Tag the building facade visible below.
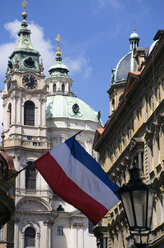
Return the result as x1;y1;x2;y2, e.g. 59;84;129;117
93;30;164;248
2;7;102;248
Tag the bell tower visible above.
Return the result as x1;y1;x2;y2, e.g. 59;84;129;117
2;1;48;150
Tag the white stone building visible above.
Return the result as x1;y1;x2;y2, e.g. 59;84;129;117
2;8;102;248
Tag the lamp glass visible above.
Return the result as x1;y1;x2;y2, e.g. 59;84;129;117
132;190;147;228
147;190;155;228
121;191;135;227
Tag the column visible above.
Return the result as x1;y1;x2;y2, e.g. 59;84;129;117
43;220;51;248
14;219;20;248
38;97;42;126
20;232;24;248
12;95;16;124
16;96;21;124
42;99;46;127
36;232;40;248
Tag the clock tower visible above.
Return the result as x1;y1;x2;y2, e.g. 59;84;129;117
2;4;48;149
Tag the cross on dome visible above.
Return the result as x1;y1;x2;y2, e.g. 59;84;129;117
21;1;28;19
56;34;62;56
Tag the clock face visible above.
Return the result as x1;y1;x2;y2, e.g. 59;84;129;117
22;75;37;89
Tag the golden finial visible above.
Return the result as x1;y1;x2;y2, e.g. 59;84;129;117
21;1;28;19
56;34;62;56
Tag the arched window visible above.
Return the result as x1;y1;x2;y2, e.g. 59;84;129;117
53;83;56;93
25;164;36;190
24;101;35;126
24;227;35;247
112;99;115;112
62;84;65;94
8;103;12;125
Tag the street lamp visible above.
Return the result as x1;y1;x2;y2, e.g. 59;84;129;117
116;163;155;248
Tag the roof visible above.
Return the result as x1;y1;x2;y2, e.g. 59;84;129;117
0;151;16;171
129;31;140;40
46;95;103;126
110;51;136;85
49;61;69;73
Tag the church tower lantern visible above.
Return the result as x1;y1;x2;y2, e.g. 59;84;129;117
47;34;73;96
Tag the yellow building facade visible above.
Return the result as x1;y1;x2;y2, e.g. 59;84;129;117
93;30;164;248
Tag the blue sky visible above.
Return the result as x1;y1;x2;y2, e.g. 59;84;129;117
0;0;164;125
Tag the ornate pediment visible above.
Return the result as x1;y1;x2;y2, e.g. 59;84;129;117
16;197;52;213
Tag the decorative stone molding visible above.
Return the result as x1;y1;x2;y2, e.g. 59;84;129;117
71;223;84;228
129;137;144;153
43;220;54;226
158;112;164;132
151;121;160;138
145;129;153;147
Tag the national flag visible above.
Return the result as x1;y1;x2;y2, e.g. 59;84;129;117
34;133;120;225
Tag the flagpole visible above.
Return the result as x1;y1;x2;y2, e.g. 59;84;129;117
5;161;35;182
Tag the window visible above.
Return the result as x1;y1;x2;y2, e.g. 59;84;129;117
0;226;4;241
57;226;63;236
24;101;35;126
7;222;14;242
62;84;65;94
53;83;56;93
8;103;12;125
112;99;115;112
88;220;94;234
25;164;36;190
24;227;35;247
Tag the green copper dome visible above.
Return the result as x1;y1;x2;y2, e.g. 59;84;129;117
46;95;103;125
48;61;69;78
8;10;40;73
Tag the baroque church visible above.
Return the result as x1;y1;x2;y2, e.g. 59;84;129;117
1;3;102;248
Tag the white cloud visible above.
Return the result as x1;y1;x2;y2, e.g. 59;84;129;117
0;19;92;82
1;19;56;78
0;20;92;134
64;55;92;78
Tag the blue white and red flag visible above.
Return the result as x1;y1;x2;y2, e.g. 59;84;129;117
34;133;119;225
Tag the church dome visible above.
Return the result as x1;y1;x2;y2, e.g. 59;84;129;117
110;51;136;85
49;61;69;77
110;28;140;86
148;39;159;55
46;95;103;125
129;27;140;41
129;30;140;39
